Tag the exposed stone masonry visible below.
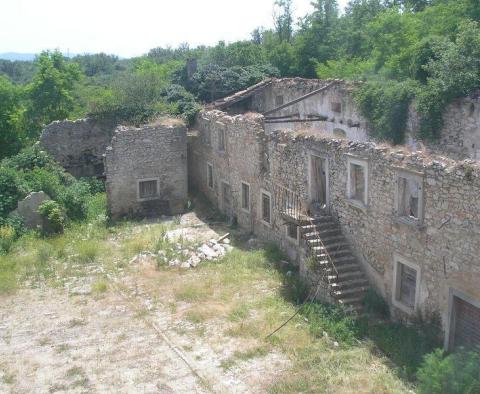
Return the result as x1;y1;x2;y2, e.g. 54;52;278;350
40;118;116;177
190;109;480;341
105;120;188;220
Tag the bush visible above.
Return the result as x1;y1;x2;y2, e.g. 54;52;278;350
418;348;480;394
80;177;105;194
366;314;441;379
58;181;91;221
0;167;26;217
303;303;361;346
354;79;417;144
1;144;60;173
38;200;65;234
0;225;16;254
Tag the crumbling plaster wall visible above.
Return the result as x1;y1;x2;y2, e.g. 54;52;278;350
190;109;480;333
105;121;188;220
252;79;368;142
40;118;116;177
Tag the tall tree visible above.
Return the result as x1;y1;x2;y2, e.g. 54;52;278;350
27;51;81;132
273;0;294;43
0;76;25;159
293;0;339;77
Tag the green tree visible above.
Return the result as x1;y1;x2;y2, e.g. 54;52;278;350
0;76;26;160
27;51;82;133
293;0;339;77
274;0;294;43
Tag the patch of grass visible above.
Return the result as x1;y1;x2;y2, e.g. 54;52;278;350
66;366;85;378
68;318;86;328
221;346;270;370
184;309;208;324
227;303;250;322
0;255;17;293
2;372;15;385
55;343;70;353
92;279;108;293
174;281;214;302
75;240;101;264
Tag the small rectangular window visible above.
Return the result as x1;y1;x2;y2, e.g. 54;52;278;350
347;157;368;207
331;102;342;113
261;192;271;224
222;182;231;212
286;223;299;242
393;256;420;314
350;164;365;203
218;129;226;152
207;163;214;189
275;95;284;106
138;179;158;199
241;182;250;212
398;177;420;219
399;263;417;308
204;126;211;145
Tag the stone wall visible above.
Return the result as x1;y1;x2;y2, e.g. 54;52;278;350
223;78;480;161
40;118;116;177
408;94;480;160
190;109;480;339
105;120;188;220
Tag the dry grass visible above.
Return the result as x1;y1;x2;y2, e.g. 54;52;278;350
133;242;412;393
0;199;414;393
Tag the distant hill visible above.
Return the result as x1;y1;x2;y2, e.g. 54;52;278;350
0;53;38;61
0;52;83;61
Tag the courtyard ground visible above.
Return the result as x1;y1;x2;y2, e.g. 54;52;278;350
0;200;414;393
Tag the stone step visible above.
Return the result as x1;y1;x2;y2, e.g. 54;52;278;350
332;255;357;264
328;270;365;282
334;263;361;273
332;285;369;298
306;236;345;246
313;244;350;252
336;294;365;306
311;216;334;224
331;277;369;289
303;228;341;239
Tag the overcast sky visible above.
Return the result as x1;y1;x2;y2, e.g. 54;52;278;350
0;0;348;58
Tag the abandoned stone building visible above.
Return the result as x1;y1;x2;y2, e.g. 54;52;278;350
40;117;117;177
39;77;480;350
104;119;188;220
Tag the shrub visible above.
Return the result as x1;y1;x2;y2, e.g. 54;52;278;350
22;167;64;200
80;177;105;194
366;314;441;379
302;303;361;346
354;79;417;144
1;144;61;173
0;167;26;217
38;200;65;234
417;348;480;394
59;181;91;221
0;225;16;254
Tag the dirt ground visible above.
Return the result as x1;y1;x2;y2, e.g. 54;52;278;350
0;213;289;394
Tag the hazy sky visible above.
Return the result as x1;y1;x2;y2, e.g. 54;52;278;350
0;0;348;58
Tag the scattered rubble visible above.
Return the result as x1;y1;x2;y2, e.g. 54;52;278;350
129;235;233;270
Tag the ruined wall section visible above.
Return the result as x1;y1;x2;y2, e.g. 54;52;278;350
269;131;480;327
105;122;187;220
189;111;305;256
408;94;480;160
191;109;480;332
40;118;116;177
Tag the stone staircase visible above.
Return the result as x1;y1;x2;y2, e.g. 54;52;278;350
300;215;369;314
